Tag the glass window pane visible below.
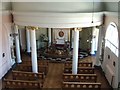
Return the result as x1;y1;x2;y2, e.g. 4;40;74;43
105;22;119;57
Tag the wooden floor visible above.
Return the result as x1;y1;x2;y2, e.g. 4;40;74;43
42;63;111;89
43;63;64;88
2;53;112;89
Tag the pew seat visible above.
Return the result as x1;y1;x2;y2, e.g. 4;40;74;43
14;64;48;75
3;79;43;89
62;82;101;89
64;61;93;68
12;70;45;81
22;60;49;66
63;73;97;82
64;67;94;74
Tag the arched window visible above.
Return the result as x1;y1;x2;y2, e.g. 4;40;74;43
105;22;118;57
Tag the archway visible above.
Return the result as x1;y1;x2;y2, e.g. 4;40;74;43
102;22;119;88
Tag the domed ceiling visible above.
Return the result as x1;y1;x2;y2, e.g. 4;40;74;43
12;2;103;13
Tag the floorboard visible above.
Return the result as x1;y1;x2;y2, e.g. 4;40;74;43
43;63;64;88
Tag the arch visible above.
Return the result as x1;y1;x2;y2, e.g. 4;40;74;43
105;22;119;57
103;22;119;88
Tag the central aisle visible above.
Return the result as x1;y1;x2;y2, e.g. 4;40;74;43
43;63;64;88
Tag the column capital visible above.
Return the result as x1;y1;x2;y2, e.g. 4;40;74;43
26;26;39;30
74;28;82;31
14;24;18;29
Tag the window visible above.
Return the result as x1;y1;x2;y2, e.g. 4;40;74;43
105;22;118;57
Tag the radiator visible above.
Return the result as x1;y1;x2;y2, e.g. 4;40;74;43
105;65;114;86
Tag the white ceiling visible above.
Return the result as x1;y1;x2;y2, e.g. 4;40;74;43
10;0;101;2
8;0;119;2
12;2;103;13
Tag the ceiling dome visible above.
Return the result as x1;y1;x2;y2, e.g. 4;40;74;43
12;2;103;13
12;1;103;28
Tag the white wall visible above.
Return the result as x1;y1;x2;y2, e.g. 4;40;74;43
104;12;118;30
0;23;2;79
11;0;102;2
19;26;26;51
103;47;118;88
2;2;12;10
0;11;13;79
102;12;119;88
102;0;119;2
36;28;47;40
79;28;92;51
0;1;13;80
52;28;70;44
36;28;47;49
103;2;118;12
16;26;48;50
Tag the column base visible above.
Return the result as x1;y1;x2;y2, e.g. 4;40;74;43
94;64;101;67
94;65;102;72
91;54;96;56
17;60;22;64
27;52;31;56
94;62;101;66
90;50;97;56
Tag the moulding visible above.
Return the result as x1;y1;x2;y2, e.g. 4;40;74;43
103;11;118;17
0;10;11;16
12;11;103;28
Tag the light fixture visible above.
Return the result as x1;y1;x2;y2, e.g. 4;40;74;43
10;33;18;37
77;28;82;31
79;29;82;32
91;0;94;23
87;40;89;42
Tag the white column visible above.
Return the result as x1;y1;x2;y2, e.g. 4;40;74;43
30;29;38;73
48;28;51;46
91;37;95;55
91;27;96;55
14;25;22;63
72;28;79;74
95;26;102;66
68;29;70;42
95;29;99;52
26;27;31;53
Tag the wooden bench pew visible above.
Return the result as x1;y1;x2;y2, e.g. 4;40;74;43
12;70;45;81
64;61;93;68
22;60;49;66
63;73;97;82
14;64;48;75
64;67;94;74
62;82;101;89
3;79;43;89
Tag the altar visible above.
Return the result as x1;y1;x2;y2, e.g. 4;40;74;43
56;39;65;44
43;43;71;61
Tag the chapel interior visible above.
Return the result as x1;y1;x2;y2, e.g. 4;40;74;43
0;0;120;89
